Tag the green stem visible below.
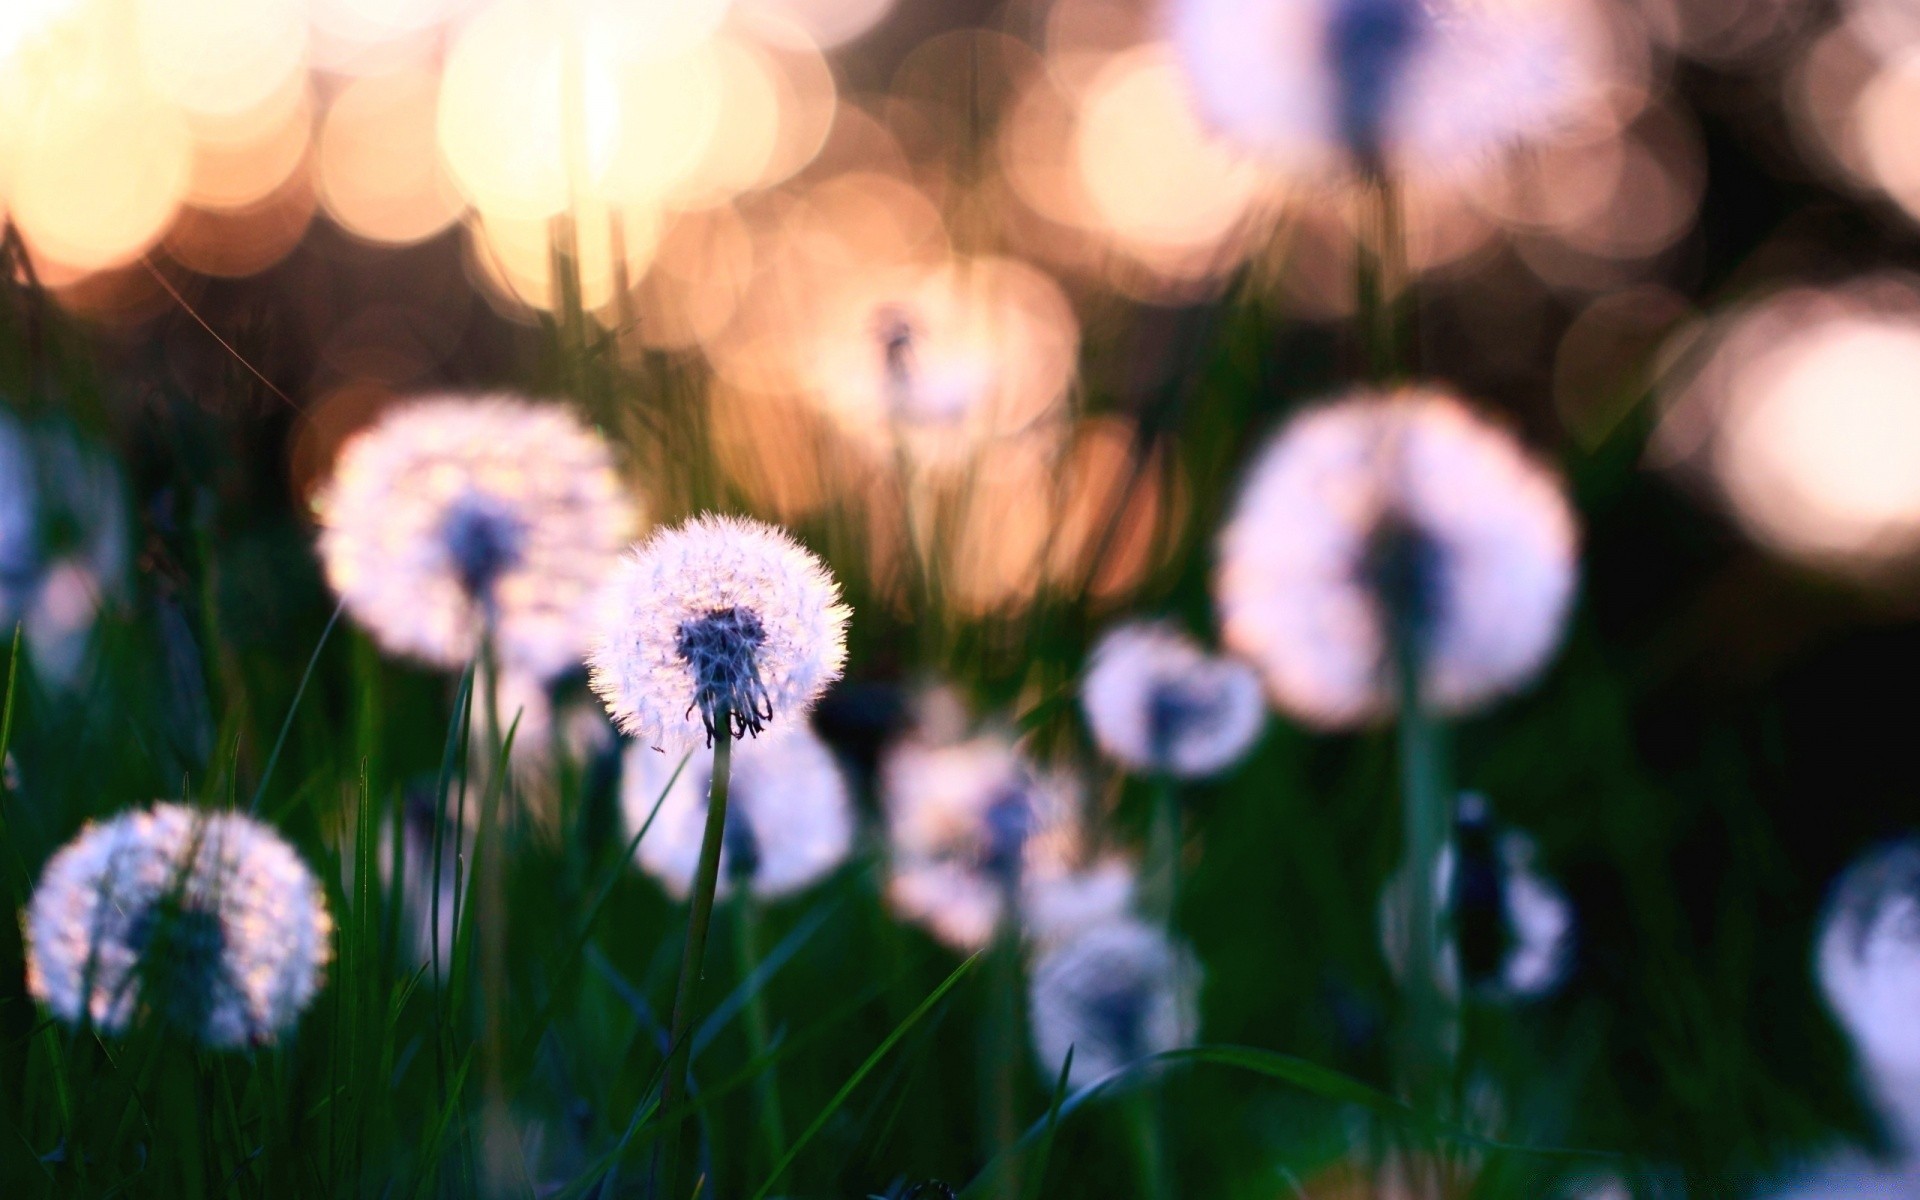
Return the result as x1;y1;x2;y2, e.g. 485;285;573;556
1144;774;1181;933
983;909;1024;1200
477;638;515;1197
1393;639;1454;1145
731;888;788;1174
1122;1087;1174;1200
658;715;736;1199
1354;174;1406;384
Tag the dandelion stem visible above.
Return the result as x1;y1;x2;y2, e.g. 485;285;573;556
1144;774;1181;933
1355;174;1406;383
659;712;736;1199
984;905;1024;1200
1392;637;1453;1196
730;889;788;1174
1122;1087;1174;1200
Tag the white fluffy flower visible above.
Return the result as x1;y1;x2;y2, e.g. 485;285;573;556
1215;387;1578;728
589;513;850;751
24;803;333;1048
1025;857;1140;949
1028;917;1200;1090
623;725;856;900
314;394;640;681
1754;1155;1920;1200
1817;838;1920;1151
1080;621;1266;778
881;729;1083;950
1165;0;1607;181
1380;795;1573;1000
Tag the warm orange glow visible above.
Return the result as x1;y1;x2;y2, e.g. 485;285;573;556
466;206;661;319
134;0;308;120
318;68;465;246
185;84;314;211
0;11;193;271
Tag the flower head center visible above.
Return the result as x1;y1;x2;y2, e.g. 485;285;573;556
722;801;762;886
1147;679;1228;766
675;606;774;743
1449;804;1512;987
1325;0;1427;170
126;898;233;1035
1082;975;1150;1063
977;784;1035;886
440;493;527;600
1362;511;1447;663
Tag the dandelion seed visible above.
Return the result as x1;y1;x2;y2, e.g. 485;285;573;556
314;394;640;681
1380;794;1573;1000
24;803;333;1048
1080;621;1266;778
1165;0;1607;182
1215;387;1578;728
1028;917;1200;1090
624;725;856;901
1818;837;1920;1150
881;729;1082;950
588;513;849;751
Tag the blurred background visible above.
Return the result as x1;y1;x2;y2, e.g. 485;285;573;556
8;0;1920;1196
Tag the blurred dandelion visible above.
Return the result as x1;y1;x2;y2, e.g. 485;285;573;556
1080;621;1265;779
24;803;333;1048
1381;794;1574;1000
1024;856;1140;948
1818;837;1920;1151
1027;916;1199;1090
623;725;855;900
1215;387;1579;728
1754;1155;1920;1200
314;395;639;681
588;513;849;750
1165;0;1610;182
882;728;1082;950
383;791;465;974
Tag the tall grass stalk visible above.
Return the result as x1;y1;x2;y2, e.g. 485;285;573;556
658;710;737;1199
730;889;789;1173
984;905;1024;1200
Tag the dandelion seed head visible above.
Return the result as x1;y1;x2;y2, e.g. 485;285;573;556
1025;857;1140;949
623;725;855;900
589;514;849;751
882;730;1082;950
1818;836;1920;1135
1028;917;1199;1090
1215;387;1578;728
24;803;333;1048
314;394;640;681
1080;621;1266;778
1380;796;1573;1000
1165;0;1606;182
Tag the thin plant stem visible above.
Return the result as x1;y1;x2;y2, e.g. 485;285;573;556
1393;639;1453;1200
983;903;1023;1200
658;712;737;1199
477;634;516;1197
1144;774;1181;933
730;889;789;1173
1122;1087;1174;1200
1354;174;1406;384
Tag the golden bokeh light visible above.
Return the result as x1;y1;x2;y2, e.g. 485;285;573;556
318;68;465;246
185;84;314;211
466;205;662;319
0;10;193;271
133;0;308;120
1660;278;1920;573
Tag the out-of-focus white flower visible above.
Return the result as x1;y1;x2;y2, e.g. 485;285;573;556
24;803;333;1048
1381;794;1573;1000
882;729;1083;950
1028;917;1200;1090
1754;1154;1920;1200
1025;856;1140;949
1818;837;1920;1151
589;513;850;751
314;395;640;681
383;792;466;974
1165;0;1608;181
1080;621;1266;778
0;412;35;618
1215;387;1578;728
623;725;855;901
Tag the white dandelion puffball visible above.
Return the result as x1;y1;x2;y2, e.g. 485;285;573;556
1165;0;1608;182
589;513;850;751
24;803;333;1048
1380;795;1573;1000
314;394;640;681
1025;857;1140;949
1215;387;1578;728
1080;621;1266;778
1755;1155;1920;1200
882;730;1083;950
1816;837;1920;1149
1029;917;1200;1090
623;725;856;901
